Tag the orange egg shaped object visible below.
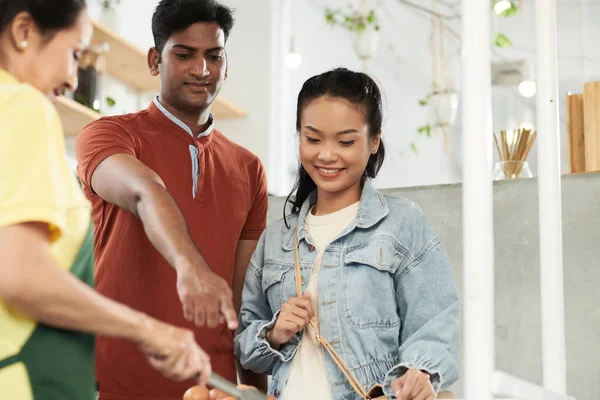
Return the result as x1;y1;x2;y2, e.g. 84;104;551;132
183;385;210;400
207;385;275;400
208;388;230;400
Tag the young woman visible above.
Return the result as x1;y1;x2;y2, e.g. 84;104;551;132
0;1;211;398
235;68;460;400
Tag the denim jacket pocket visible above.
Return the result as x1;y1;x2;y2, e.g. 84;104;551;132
262;263;296;313
342;239;403;329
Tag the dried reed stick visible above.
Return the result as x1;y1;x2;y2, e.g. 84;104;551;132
494;128;537;178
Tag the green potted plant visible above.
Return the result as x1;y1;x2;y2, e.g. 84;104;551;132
325;0;380;69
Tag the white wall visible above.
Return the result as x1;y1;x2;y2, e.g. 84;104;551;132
273;0;460;195
67;0;600;192
215;0;276;171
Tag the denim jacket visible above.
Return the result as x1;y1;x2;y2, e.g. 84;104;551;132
234;181;460;399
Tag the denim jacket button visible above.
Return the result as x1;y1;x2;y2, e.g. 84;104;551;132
274;389;280;397
307;244;314;252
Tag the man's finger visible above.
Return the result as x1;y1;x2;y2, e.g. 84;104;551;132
205;297;220;328
182;297;194;321
219;293;238;330
194;306;206;327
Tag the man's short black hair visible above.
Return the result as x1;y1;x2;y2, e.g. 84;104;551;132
152;0;234;56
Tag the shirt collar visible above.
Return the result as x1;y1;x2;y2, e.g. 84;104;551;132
282;180;390;251
0;69;19;84
153;96;214;138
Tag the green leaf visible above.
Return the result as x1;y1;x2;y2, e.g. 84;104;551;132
499;3;518;17
417;125;432;137
410;143;418;154
493;33;513;48
367;12;375;24
418;99;428;106
105;96;116;107
375;25;380;31
357;22;366;32
325;13;335;24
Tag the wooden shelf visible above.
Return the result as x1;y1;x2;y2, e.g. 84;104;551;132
90;20;246;119
55;97;100;136
211;96;247;119
91;19;156;92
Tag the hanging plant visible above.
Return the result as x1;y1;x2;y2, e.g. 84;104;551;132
324;7;380;32
99;0;121;12
497;3;518;17
493;33;513;48
491;1;519;47
324;2;381;70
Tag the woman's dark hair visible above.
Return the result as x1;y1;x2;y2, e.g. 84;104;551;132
284;67;386;226
0;0;86;37
152;0;234;61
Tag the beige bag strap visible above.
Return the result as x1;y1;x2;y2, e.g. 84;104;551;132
294;225;371;399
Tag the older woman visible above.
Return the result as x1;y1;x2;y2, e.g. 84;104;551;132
0;1;211;399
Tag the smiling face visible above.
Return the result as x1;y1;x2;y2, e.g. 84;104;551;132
149;21;227;115
5;10;93;100
299;95;380;206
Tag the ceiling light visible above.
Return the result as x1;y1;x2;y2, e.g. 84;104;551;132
518;80;537;98
285;35;302;69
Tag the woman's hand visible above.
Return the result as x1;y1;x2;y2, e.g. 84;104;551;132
265;292;314;349
136;315;212;387
391;368;435;400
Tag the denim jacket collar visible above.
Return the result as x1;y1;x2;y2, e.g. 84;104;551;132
282;179;389;251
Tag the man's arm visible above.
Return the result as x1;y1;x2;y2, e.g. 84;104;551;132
89;153;237;329
233;239;268;391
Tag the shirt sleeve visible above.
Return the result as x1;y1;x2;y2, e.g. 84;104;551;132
240;159;268;240
75;117;137;190
0;87;67;240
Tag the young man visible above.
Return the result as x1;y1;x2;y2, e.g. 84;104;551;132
76;1;268;399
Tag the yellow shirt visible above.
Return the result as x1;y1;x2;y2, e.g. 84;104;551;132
0;69;95;400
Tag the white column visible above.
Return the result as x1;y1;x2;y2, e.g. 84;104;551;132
461;0;495;399
268;0;293;196
535;0;568;394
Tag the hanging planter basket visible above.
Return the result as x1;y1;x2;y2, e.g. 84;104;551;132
324;3;380;69
352;28;379;61
428;90;458;128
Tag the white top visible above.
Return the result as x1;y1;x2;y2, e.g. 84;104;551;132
281;201;359;400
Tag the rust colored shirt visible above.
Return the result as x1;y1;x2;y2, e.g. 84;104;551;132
76;101;268;400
